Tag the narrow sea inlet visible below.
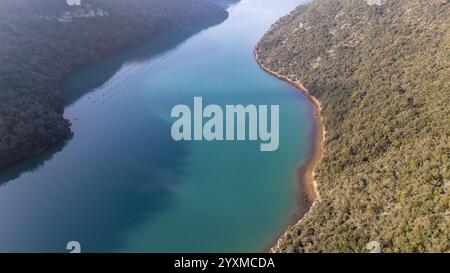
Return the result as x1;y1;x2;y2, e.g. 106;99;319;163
170;97;280;152
0;0;313;252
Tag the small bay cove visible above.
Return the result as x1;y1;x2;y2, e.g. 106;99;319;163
0;0;313;252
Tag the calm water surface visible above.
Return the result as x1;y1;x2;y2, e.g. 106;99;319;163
0;0;313;252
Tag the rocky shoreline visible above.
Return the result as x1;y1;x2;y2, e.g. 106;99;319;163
254;48;325;252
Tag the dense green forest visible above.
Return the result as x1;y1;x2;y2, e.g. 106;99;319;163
0;0;229;169
257;0;449;252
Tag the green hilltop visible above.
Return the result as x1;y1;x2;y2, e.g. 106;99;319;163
256;0;449;252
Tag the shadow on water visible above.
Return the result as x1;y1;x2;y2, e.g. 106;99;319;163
0;137;71;187
44;118;191;252
62;19;227;107
0;118;191;252
212;0;241;9
0;16;227;186
0;16;229;252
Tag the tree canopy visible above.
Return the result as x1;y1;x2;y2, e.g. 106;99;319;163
257;0;449;252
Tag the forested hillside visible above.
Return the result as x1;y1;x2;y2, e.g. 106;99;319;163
0;0;228;169
257;0;449;252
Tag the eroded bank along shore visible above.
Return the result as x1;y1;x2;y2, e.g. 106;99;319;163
254;49;325;252
254;0;450;253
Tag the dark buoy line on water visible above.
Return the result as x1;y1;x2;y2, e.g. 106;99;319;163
87;51;174;105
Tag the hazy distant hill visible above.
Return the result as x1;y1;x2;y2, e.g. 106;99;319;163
257;0;449;252
0;0;228;169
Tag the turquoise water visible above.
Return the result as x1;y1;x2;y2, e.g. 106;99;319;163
0;0;313;252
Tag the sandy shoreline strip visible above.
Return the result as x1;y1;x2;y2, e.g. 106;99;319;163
254;49;325;252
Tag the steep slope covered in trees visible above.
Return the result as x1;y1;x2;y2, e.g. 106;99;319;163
0;0;228;169
256;0;449;252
